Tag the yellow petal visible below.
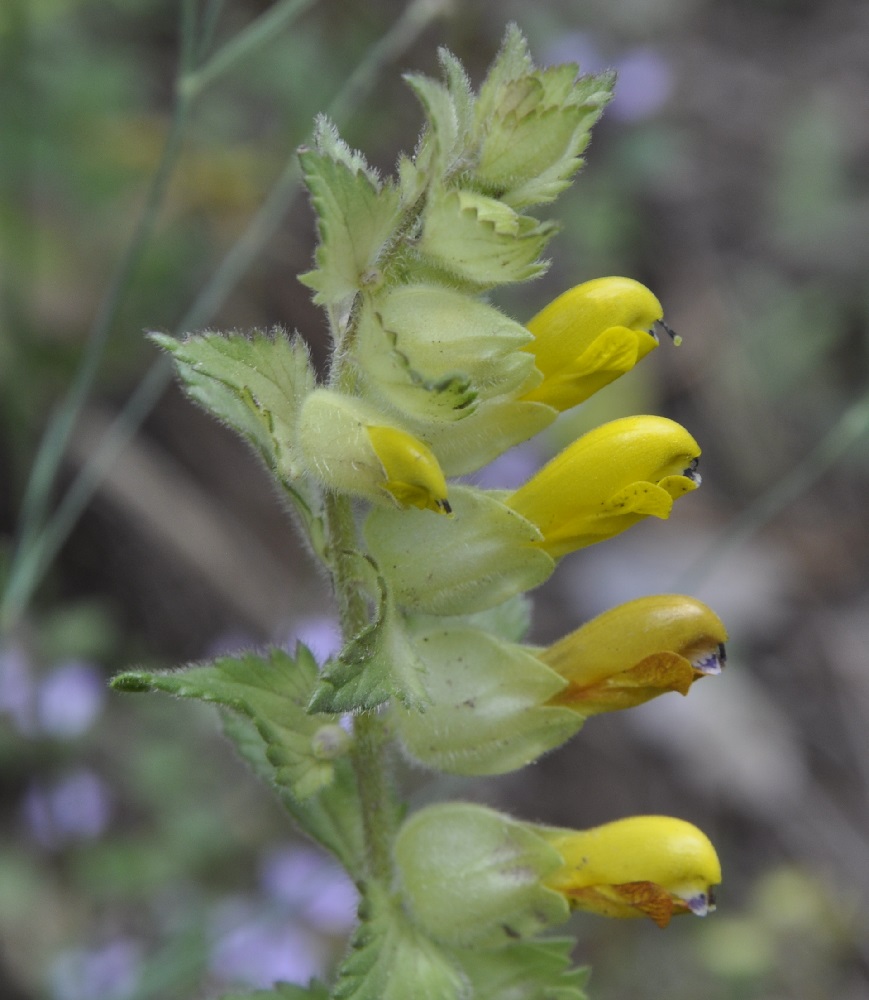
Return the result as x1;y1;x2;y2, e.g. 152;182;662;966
541;594;728;716
507;415;701;557
521;326;643;410
521;277;662;411
542;816;721;926
366;425;451;514
548;651;697;715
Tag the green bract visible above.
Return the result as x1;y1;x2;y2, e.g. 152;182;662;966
120;23;726;1000
354;285;538;422
392;625;582;775
365;485;555;615
394;803;569;948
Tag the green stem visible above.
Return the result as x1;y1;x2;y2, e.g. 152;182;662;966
13;2;196;555
323;489;397;885
182;0;318;100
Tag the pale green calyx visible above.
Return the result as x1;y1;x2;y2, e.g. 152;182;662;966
354;284;538;423
392;625;582;775
395;802;569;948
364;484;554;614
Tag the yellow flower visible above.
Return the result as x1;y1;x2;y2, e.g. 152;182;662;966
541;595;727;716
366;425;451;514
298;389;450;514
541;816;721;928
521;277;663;411
506;415;701;558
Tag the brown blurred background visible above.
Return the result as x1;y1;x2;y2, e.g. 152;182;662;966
2;1;868;997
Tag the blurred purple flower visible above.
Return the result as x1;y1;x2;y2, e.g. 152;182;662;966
209;898;328;988
37;660;105;738
544;32;673;122
544;31;605;74
290;616;342;661
469;441;543;491
22;769;112;848
609;48;673;121
259;845;357;934
49;938;141;1000
0;644;36;734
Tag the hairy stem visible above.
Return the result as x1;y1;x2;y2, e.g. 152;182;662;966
324;489;397;885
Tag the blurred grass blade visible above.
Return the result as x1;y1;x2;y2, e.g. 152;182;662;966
1;0;449;633
183;0;319;99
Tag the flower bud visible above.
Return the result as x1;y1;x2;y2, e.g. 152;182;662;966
507;415;701;557
354;285;538;423
395;803;568;947
297;389;449;513
541;595;727;716
539;816;722;927
521;277;662;411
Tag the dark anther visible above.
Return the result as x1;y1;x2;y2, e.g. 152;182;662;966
683;456;701;479
655;319;682;345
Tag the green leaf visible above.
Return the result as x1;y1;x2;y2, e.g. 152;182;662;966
113;645;346;800
152;329;316;481
455;938;589;1000
331;885;468;1000
310;115;380;184
220;981;330;1000
220;980;330;1000
299;121;402;307
222;710;365;870
309;571;429;714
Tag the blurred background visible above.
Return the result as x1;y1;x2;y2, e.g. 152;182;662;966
2;0;869;997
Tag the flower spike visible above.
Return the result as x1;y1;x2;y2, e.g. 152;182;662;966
507;415;701;557
521;277;663;411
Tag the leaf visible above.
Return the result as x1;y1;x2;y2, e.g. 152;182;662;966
152;329;316;483
474;24;535;126
113;645;345;800
220;981;330;1000
309;572;429;714
298;122;402;307
455;938;589;1000
222;710;365;869
331;885;468;1000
